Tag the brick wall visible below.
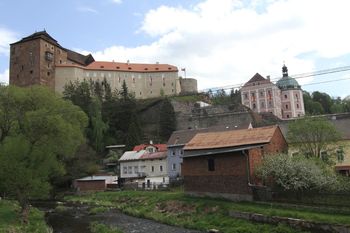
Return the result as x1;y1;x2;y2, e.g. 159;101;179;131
182;152;251;195
75;180;106;191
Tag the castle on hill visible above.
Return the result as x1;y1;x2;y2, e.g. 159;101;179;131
240;65;305;119
9;31;197;99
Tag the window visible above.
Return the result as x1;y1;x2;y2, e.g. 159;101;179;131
295;94;298;99
151;166;154;172
297;104;299;108
285;104;288;109
208;158;215;171
128;166;132;174
253;103;256;109
244;94;248;99
172;151;175;156
284;94;287;99
134;166;139;173
30;70;33;74
261;102;265;108
287;114;290;118
337;147;345;162
172;163;176;170
45;51;53;61
123;166;127;174
160;165;163;172
59;60;62;64
260;91;264;97
269;101;272;107
180;150;184;155
47;72;50;76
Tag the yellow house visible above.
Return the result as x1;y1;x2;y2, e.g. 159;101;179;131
279;113;350;176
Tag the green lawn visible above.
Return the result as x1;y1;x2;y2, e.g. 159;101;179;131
63;190;350;233
0;200;51;233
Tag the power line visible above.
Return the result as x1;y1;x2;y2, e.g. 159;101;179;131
200;65;350;93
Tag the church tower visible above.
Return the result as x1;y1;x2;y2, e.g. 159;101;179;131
276;64;305;119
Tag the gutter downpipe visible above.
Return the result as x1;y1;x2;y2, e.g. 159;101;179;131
242;150;254;187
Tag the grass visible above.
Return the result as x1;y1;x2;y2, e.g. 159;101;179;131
90;222;123;233
89;206;110;215
0;200;52;233
64;190;350;233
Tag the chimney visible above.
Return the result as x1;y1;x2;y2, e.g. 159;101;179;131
266;75;270;81
149;140;153;145
127;60;130;65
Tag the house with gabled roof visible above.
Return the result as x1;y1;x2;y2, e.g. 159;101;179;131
182;125;287;201
167;124;251;182
119;142;169;189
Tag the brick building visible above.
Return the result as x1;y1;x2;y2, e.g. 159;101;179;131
9;31;197;98
182;125;287;201
241;65;305;119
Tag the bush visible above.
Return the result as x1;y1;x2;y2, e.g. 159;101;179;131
256;154;350;193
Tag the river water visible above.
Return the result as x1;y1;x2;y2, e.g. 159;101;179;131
34;201;202;233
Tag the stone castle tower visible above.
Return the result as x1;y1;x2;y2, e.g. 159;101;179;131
9;31;94;89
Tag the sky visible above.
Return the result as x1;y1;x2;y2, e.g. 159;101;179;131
1;0;350;98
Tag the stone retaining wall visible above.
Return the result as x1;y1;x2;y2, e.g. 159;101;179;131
229;210;350;233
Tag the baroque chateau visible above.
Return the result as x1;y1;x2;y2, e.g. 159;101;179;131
9;31;197;99
240;65;305;119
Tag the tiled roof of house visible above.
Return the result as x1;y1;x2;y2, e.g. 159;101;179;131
184;125;279;150
119;150;146;161
140;151;167;160
133;144;167;152
167;124;250;146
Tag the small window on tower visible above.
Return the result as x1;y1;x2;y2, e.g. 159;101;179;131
286;104;288;109
45;51;53;61
284;94;287;99
47;72;50;76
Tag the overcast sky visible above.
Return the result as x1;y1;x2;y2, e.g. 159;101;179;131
1;0;350;98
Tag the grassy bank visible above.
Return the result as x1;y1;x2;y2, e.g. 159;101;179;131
63;191;350;233
0;200;51;233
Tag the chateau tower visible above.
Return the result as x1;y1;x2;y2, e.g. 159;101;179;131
276;64;305;118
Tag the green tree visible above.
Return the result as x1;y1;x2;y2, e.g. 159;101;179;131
312;91;333;114
0;85;87;222
303;91;324;115
88;97;108;153
159;98;176;142
287;117;341;158
256;154;346;193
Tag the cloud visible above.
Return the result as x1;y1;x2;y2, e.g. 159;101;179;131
0;69;9;84
77;6;99;14
111;0;122;4
87;0;350;91
0;28;17;56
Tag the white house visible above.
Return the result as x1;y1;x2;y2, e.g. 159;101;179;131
119;143;169;189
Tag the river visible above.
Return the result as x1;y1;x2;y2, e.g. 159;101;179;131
34;201;202;233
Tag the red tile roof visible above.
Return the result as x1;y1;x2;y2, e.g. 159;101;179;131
57;61;178;73
133;144;167;152
140;151;167;160
184;125;280;150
